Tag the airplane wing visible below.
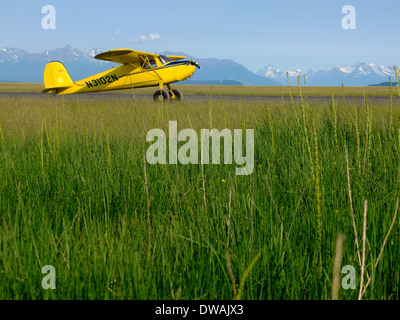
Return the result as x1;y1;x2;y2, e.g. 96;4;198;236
94;49;186;65
164;55;187;61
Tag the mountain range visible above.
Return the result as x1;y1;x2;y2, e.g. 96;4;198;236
0;46;113;83
254;63;398;86
0;46;398;86
0;46;278;85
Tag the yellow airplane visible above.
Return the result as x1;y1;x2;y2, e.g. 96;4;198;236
42;48;200;101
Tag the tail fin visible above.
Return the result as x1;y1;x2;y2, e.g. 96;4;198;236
42;61;74;94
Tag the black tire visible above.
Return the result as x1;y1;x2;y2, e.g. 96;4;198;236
168;89;183;101
153;90;169;102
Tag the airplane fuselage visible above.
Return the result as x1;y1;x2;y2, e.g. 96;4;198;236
56;60;196;95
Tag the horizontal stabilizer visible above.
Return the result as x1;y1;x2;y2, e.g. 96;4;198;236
42;86;72;94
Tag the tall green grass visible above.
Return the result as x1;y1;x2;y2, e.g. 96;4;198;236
0;88;399;300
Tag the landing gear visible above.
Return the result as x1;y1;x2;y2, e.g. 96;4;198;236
168;89;183;101
153;90;169;102
153;84;183;102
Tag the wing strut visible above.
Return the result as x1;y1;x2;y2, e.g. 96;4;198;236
140;55;164;85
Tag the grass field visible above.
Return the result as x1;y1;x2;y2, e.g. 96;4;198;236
0;80;400;300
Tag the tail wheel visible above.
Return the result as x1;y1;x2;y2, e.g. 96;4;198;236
153;90;169;102
169;89;183;101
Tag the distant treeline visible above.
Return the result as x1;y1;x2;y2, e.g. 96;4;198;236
369;81;398;87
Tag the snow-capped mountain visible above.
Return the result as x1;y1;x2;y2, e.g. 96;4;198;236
43;46;99;63
255;65;304;79
0;48;33;63
0;46;107;64
254;65;308;85
88;48;102;58
0;46;114;82
255;62;398;86
336;62;393;78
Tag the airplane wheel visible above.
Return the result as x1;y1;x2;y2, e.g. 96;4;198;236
153;90;169;102
169;89;183;101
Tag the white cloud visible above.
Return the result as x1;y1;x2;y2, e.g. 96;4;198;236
132;33;160;43
149;33;160;40
110;29;123;41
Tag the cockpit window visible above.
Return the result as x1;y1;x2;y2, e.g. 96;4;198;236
159;55;173;65
142;59;158;69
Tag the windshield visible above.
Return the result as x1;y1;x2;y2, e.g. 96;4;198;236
159;55;173;65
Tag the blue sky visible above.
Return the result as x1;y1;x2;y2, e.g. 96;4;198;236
0;0;399;71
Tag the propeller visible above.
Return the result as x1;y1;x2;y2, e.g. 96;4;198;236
189;60;200;69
